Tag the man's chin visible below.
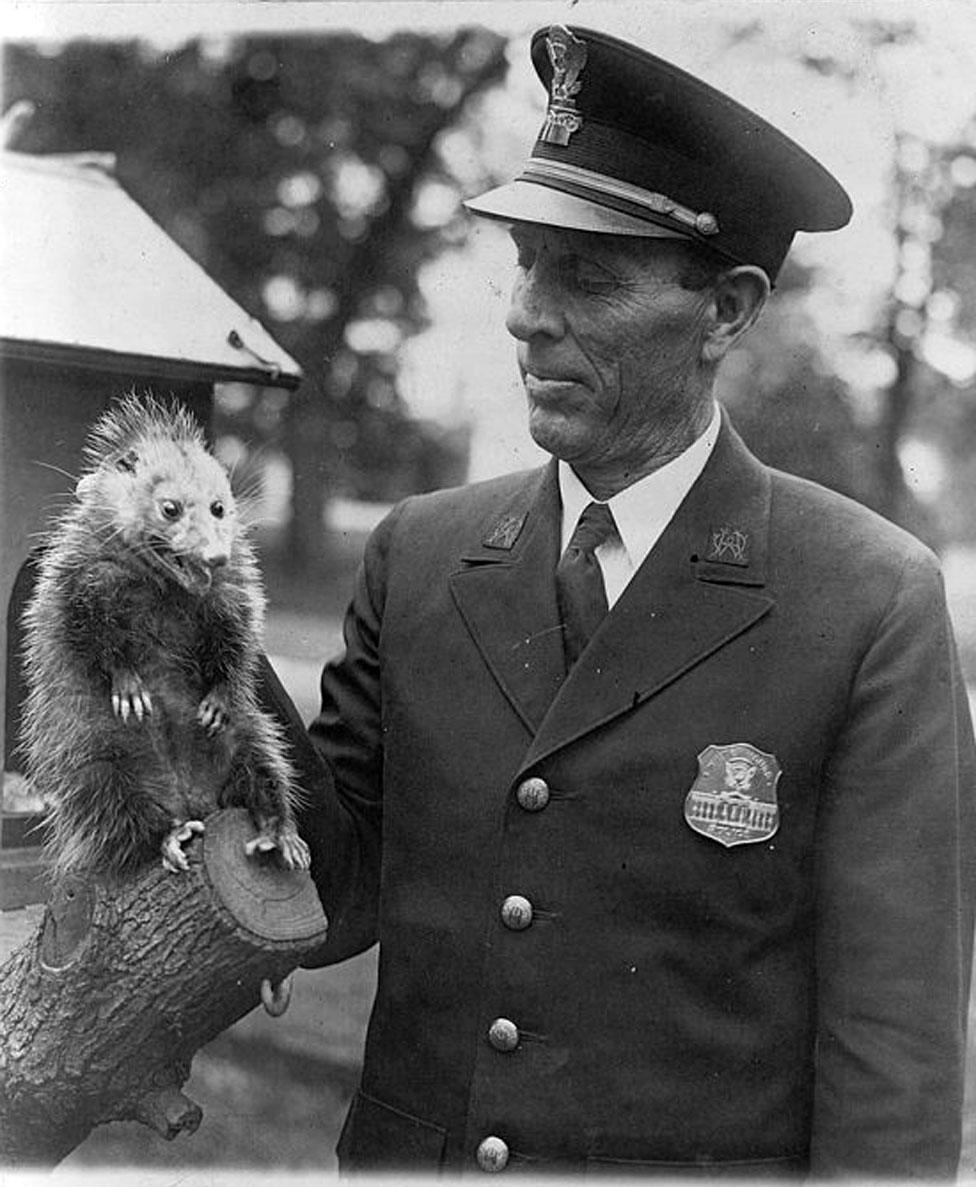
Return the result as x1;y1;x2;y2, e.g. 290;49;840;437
526;408;591;464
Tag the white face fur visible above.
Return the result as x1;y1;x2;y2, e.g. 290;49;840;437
77;434;238;593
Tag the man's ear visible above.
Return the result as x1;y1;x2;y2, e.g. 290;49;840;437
702;266;770;364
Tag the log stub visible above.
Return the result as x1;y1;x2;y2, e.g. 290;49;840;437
0;807;328;1167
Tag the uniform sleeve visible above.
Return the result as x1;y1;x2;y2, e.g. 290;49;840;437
262;503;405;965
811;551;976;1178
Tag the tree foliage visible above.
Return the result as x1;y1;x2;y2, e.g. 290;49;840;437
711;14;976;550
3;30;508;565
716;258;919;533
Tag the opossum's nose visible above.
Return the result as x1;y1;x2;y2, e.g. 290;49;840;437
203;549;229;570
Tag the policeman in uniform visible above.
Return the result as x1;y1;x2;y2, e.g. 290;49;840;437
285;24;976;1178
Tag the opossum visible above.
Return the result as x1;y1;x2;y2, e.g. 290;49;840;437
21;393;310;879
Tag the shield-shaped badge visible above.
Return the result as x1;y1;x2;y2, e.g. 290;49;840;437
684;743;781;848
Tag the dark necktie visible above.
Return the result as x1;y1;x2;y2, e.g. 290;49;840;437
556;501;617;668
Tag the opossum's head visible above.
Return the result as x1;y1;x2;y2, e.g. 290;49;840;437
76;395;240;595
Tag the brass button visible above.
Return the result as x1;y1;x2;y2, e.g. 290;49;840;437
516;777;549;812
500;894;533;931
476;1135;509;1172
487;1017;520;1052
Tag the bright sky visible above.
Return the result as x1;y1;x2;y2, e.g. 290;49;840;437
6;0;976;478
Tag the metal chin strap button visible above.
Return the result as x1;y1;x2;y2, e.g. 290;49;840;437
488;1017;520;1052
500;894;533;931
476;1135;510;1172
516;777;549;812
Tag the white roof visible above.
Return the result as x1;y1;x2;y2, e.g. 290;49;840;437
0;150;301;388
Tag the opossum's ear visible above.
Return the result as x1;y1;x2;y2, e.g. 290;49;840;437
115;449;139;474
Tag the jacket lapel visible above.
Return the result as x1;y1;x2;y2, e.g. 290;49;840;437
519;418;775;772
449;464;567;733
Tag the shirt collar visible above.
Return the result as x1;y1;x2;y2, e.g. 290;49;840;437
558;401;721;567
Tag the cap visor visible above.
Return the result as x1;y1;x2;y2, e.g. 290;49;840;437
464;179;690;240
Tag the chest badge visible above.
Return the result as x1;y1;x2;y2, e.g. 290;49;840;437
684;743;781;848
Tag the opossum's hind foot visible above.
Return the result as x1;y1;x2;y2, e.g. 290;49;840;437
197;687;230;735
161;819;205;873
112;670;152;723
244;819;311;871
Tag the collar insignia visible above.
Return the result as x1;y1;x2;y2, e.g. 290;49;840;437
706;524;749;566
483;511;528;551
540;26;588;146
685;743;781;848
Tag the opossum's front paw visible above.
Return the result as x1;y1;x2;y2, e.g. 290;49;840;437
245;822;311;871
197;688;230;735
111;671;152;723
161;819;205;873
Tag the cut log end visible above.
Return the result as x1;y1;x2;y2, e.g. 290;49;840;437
204;809;327;945
134;1087;203;1140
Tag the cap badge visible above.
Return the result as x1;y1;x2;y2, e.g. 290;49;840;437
684;743;781;848
541;26;587;146
483;511;528;551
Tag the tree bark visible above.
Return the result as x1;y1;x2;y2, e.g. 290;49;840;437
0;807;328;1167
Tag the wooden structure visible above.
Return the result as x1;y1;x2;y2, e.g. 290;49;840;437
0;148;302;908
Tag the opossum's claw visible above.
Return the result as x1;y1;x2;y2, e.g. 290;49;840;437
244;834;277;858
245;825;311;871
197;689;230;734
160;819;205;873
111;672;152;724
279;830;312;871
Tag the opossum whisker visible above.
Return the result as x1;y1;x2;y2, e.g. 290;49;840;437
234;465;266;496
225;450;246;488
237;501;269;528
86;523;129;549
234;437;274;474
236;493;266;523
238;512;278;531
32;459;80;483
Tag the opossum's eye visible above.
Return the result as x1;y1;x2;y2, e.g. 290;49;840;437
210;500;225;519
160;499;183;521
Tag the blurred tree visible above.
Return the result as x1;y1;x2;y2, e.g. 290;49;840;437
714;15;976;550
804;20;976;547
716;257;916;532
908;124;976;543
2;30;507;568
846;118;976;548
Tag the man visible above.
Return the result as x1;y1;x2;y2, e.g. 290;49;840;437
286;25;976;1178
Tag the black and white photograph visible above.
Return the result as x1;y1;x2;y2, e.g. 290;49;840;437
2;1;976;1182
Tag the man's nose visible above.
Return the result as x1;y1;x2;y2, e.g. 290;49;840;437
505;266;564;342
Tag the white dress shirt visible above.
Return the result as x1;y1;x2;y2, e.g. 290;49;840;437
558;402;721;608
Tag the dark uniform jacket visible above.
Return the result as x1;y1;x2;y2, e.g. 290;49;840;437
288;417;976;1178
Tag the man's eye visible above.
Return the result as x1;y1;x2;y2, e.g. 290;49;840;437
566;258;616;295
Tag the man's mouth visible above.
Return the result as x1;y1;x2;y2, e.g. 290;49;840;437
523;372;582;403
